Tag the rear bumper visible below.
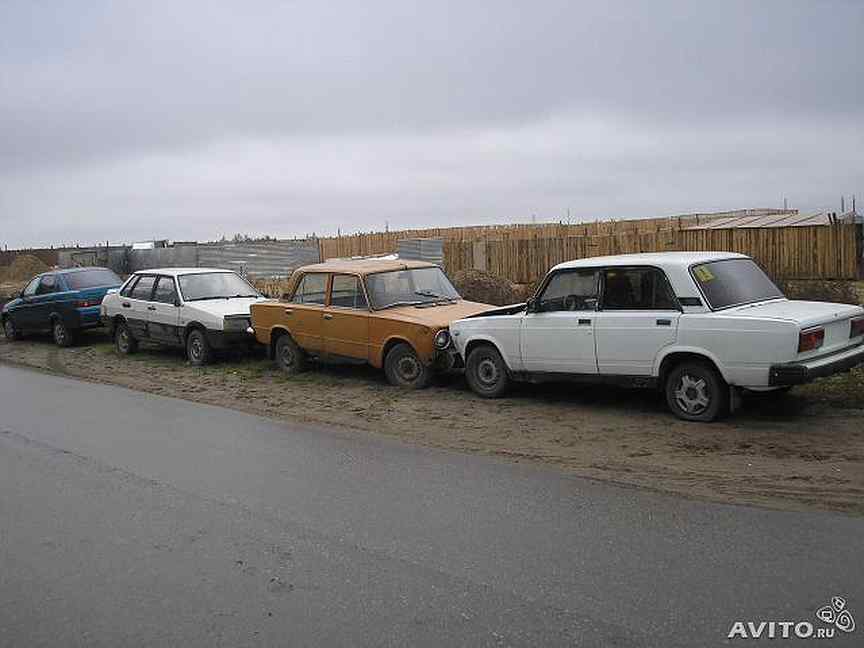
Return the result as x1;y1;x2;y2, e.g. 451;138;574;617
769;343;864;385
73;306;103;329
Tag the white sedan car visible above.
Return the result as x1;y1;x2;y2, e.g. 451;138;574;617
101;267;265;365
450;252;864;421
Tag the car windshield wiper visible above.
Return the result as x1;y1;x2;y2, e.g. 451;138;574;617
225;294;259;299
376;300;423;309
415;290;456;302
185;296;226;301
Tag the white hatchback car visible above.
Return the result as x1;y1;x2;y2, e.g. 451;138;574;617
101;267;265;365
451;252;864;421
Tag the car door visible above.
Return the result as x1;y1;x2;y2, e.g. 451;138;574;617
322;274;370;360
594;266;681;376
520;269;600;374
10;276;42;329
31;273;61;330
122;274;157;339
147;275;182;345
286;272;329;353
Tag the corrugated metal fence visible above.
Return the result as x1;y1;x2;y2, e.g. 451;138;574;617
58;240;320;278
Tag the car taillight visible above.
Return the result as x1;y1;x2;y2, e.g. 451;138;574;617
798;328;825;353
851;318;864;339
76;298;101;308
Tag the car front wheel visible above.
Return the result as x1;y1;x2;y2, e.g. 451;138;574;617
3;318;21;341
384;343;432;389
665;361;728;422
186;329;213;366
274;334;307;375
466;344;510;398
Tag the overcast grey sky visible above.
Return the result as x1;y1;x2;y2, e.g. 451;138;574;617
1;0;862;247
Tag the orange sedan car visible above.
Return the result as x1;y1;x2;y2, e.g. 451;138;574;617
250;259;494;388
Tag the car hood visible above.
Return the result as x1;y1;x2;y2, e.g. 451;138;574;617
184;297;266;318
726;298;864;328
377;300;495;328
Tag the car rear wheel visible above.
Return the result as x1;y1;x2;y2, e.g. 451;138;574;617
274;334;307;375
52;318;75;348
114;321;138;355
3;318;21;341
186;329;213;366
466;344;510;398
384;343;432;389
665;361;728;422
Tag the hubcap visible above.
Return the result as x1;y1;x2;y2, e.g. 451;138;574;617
190;337;201;361
4;320;14;338
118;329;129;351
54;322;66;343
280;344;295;368
674;373;710;415
397;355;421;382
476;357;499;388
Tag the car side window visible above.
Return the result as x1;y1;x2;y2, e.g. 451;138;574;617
129;275;156;301
602;268;678;310
120;276;139;298
329;275;367;309
291;273;328;305
152;276;178;304
35;274;58;295
536;270;599;312
22;277;40;296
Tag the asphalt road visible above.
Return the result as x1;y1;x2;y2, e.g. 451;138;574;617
0;364;861;647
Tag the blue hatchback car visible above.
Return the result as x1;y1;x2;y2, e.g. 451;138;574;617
2;267;123;346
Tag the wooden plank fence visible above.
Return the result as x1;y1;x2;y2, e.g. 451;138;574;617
441;224;859;283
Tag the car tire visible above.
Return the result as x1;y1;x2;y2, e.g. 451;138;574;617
52;318;75;348
3;317;21;341
384;343;432;389
186;329;213;366
665;360;728;422
274;334;307;375
466;344;510;398
114;320;138;355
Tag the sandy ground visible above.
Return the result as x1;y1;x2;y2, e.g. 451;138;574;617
1;329;862;516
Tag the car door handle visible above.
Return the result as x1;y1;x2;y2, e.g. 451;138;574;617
122;302;131;308
283;308;293;315
656;319;672;326
578;319;591;325
323;313;333;320
147;306;157;311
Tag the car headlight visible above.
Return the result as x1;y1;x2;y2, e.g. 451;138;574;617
434;329;451;349
224;317;251;332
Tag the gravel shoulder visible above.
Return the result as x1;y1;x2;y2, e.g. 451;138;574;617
2;330;863;516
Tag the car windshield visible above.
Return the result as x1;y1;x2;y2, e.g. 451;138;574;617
365;267;460;309
64;269;122;290
691;258;784;309
177;272;259;301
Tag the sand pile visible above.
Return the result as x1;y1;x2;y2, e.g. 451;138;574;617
452;269;525;306
1;254;50;283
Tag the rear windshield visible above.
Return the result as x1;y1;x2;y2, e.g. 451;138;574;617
690;259;784;309
64;269;122;290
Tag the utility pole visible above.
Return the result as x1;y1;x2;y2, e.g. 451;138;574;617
841;196;845;213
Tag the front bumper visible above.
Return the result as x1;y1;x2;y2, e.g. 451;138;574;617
769;343;864;386
206;329;256;350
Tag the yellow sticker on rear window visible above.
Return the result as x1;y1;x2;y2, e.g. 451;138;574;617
694;266;715;282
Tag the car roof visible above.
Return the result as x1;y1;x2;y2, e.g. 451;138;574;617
131;267;239;277
296;258;438;275
552;251;750;271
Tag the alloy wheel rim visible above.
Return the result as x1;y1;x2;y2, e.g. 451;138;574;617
476;358;499;388
4;320;14;338
190;337;201;361
397;355;421;382
54;322;66;344
118;329;129;351
674;373;710;415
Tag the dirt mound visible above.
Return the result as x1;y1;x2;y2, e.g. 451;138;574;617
778;279;861;306
452;269;525;306
1;254;50;282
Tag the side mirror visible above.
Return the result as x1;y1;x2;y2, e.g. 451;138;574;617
173;298;181;307
526;297;537;313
